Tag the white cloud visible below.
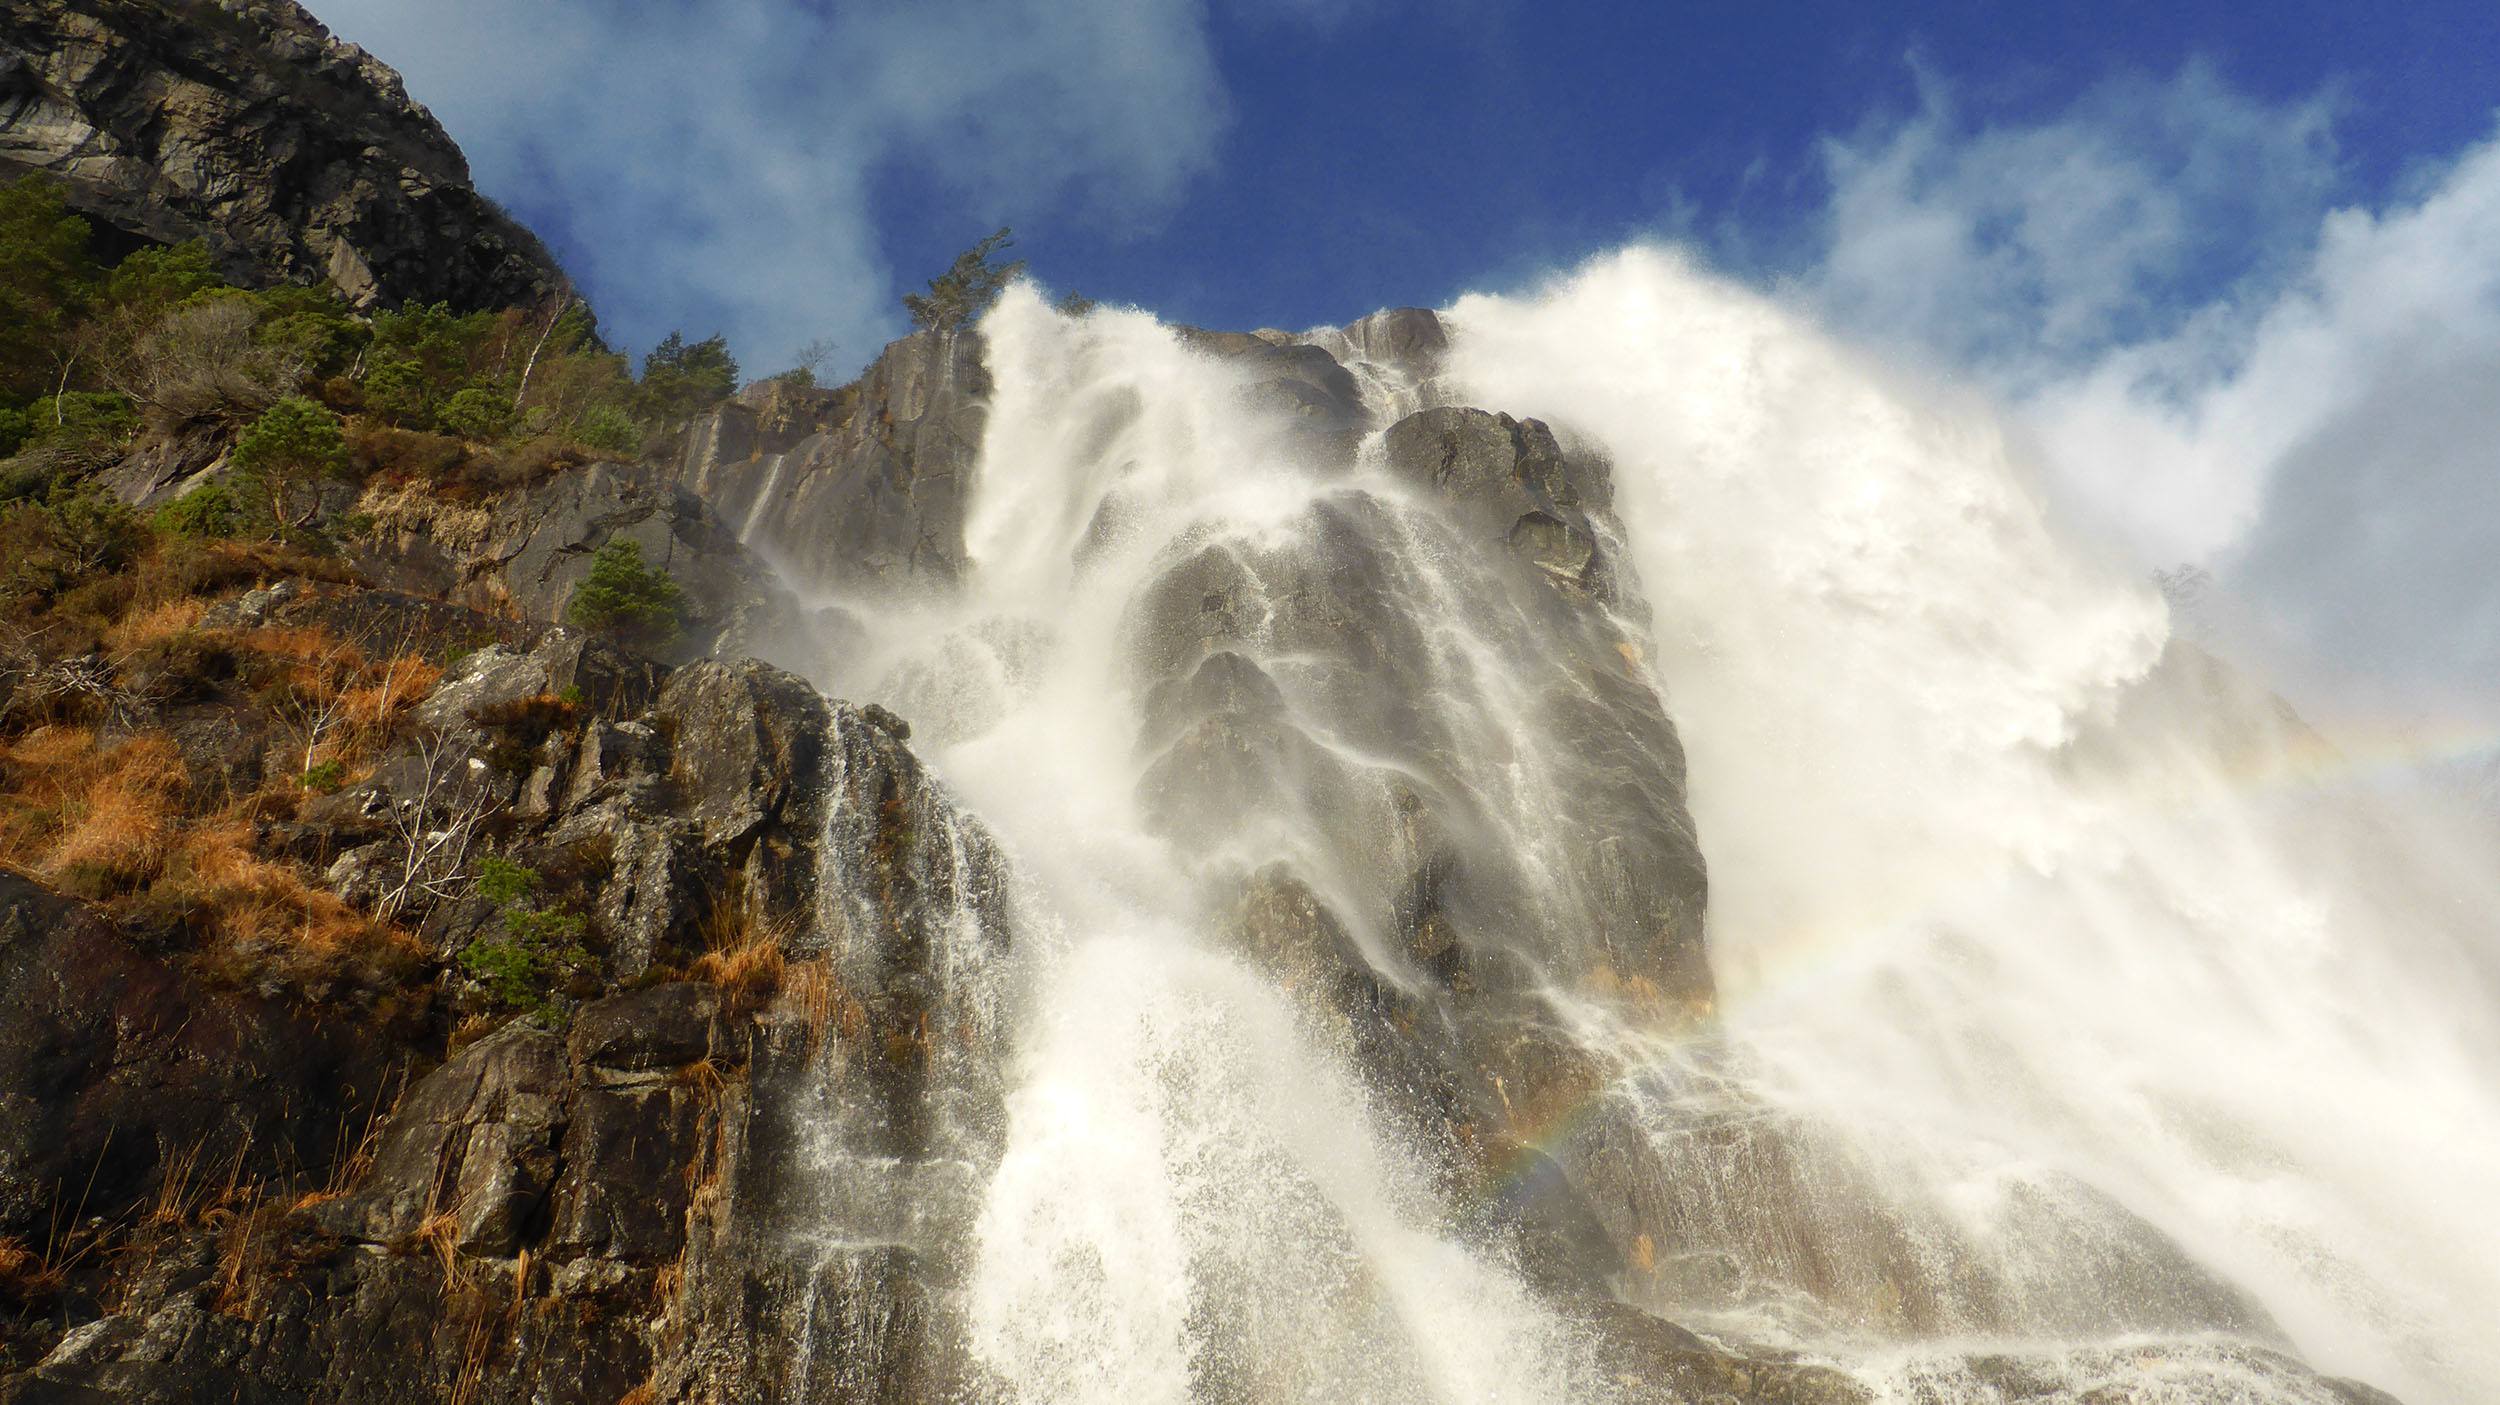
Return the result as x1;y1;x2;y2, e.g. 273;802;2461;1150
1799;65;2500;726
303;0;1245;373
1808;63;2340;385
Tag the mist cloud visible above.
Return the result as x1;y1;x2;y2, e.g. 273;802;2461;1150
1801;66;2500;728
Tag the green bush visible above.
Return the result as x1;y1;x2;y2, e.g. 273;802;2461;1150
151;480;245;538
251;284;366;379
102;242;225;314
460;856;592;1013
361;357;431;428
0;403;27;461
474;855;541;907
13;391;140;469
574;403;640;455
230;395;348;531
437;385;512;441
565;538;687;647
0;176;103;402
1;480;143;604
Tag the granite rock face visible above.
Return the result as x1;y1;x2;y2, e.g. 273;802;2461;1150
671;330;991;598
0;620;1017;1404
0;0;567;311
347;455;811;670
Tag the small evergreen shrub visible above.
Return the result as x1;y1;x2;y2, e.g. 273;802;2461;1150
230;395;347;531
565;538;687;647
460;856;592;1015
437;385;512;441
361;358;431;428
574;404;640;455
151;480;244;538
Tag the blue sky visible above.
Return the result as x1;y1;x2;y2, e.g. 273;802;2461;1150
308;0;2500;742
305;0;2497;371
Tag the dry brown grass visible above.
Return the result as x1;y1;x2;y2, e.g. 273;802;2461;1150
103;596;208;653
779;958;867;1055
353;478;495;556
690;886;792;1022
209;1195;276;1319
412;1209;462;1280
0;1235;66;1306
340;653;440;730
672;1057;728;1099
163;815;393;958
0;727;186;894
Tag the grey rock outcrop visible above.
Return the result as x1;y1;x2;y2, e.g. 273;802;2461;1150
353;456;811;669
0;0;568;311
672;330;990;598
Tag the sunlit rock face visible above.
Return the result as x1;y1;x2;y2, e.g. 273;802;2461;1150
0;0;567;310
671;330;992;599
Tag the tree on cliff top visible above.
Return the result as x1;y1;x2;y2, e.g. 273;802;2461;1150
904;227;1025;332
637;331;738;423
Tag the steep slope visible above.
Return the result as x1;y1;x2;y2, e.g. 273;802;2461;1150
0;0;567;310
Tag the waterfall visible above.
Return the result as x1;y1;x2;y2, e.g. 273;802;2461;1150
795;262;2498;1404
1445;246;2500;1404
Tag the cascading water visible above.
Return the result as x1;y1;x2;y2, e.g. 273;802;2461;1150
1444;248;2500;1403
787;254;2498;1404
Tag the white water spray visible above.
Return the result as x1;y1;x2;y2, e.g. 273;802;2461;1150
1446;246;2500;1403
804;256;2499;1403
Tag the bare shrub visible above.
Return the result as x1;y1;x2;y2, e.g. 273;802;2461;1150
115;298;305;434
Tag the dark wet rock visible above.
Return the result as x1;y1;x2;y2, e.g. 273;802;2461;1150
0;875;397;1245
566;982;716;1079
314;1021;565;1256
0;0;568;312
654;659;829;853
1382;405;1616;595
546;1083;700;1263
1338;306;1450;373
1177;325;1370;455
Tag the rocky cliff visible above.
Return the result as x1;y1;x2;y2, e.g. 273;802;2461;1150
0;317;2404;1405
0;0;567;311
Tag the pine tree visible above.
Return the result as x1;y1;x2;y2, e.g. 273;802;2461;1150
637;332;738;422
229;395;347;532
903;227;1026;332
565;538;688;648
